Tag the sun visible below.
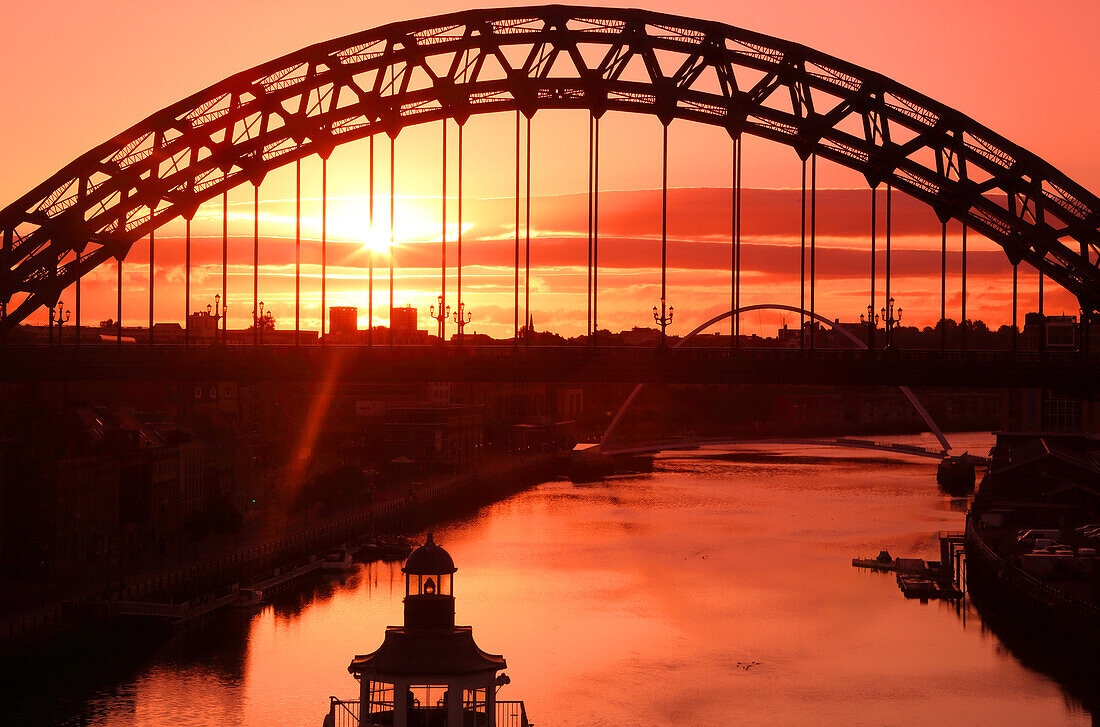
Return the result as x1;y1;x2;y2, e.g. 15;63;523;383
325;198;395;256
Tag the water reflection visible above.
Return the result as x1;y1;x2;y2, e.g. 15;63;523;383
50;437;1095;726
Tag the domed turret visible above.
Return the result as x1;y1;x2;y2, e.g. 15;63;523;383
344;532;513;727
404;532;457;579
403;532;456;630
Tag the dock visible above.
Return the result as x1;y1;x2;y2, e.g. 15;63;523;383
852;534;967;601
894;558;962;600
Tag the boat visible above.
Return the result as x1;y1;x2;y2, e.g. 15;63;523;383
851;549;896;571
361;535;417;562
236;588;264;607
937;455;976;495
320;547;355;571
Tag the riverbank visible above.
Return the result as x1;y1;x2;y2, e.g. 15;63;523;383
965;516;1099;648
962;433;1100;716
0;451;559;646
965;515;1100;715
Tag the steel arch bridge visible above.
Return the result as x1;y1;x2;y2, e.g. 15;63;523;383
3;4;1100;334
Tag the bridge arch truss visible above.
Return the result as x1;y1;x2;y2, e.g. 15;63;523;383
3;4;1100;330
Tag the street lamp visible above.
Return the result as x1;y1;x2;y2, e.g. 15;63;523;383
253;301;266;344
653;298;674;344
208;294;226;343
429;295;450;342
860;304;879;351
452;302;472;346
50;301;71;345
880;297;902;348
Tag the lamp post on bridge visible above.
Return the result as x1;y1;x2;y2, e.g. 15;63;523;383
452;302;471;346
860;304;879;351
253;301;266;345
881;297;902;348
50;302;71;346
653;299;674;345
430;296;450;343
208;294;226;344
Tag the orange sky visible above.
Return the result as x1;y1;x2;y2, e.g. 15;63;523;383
3;1;1098;337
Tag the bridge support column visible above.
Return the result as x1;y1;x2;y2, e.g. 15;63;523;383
655;122;672;345
513;110;520;345
221;191;228;344
457;121;465;347
322;154;329;345
885;184;891;348
593;115;600;343
439;118;448;343
1012;262;1018;351
733;135;741;349
587;114;594;343
868;186;876;352
0;228;7;326
367;136;374;348
185;214;192;345
800;156;806;349
961;223;967;351
116;256;122;346
389;136;395;348
810;153;817;350
524;114;532;346
149;229;155;346
252;183;259;346
185;216;191;345
940;221;947;350
295;158;301;346
1038;270;1047;351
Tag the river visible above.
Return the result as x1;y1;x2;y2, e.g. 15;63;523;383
56;434;1094;726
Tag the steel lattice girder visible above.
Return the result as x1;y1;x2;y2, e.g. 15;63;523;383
2;4;1099;331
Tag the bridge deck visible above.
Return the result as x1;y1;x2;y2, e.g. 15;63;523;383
0;345;1094;390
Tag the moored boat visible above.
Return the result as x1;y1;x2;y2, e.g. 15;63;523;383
321;547;355;571
937;455;976;495
852;549;896;571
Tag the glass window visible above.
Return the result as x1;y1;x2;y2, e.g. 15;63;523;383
363;681;394;726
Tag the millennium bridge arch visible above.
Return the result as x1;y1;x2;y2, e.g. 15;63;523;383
3;4;1100;334
598;303;952;453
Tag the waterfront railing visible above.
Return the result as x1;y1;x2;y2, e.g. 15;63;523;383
328;697;360;727
966;519;1099;621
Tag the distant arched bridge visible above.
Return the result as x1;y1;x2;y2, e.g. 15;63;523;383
2;3;1100;349
591;438;990;466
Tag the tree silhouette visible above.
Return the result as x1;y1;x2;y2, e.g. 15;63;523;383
247;310;276;331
